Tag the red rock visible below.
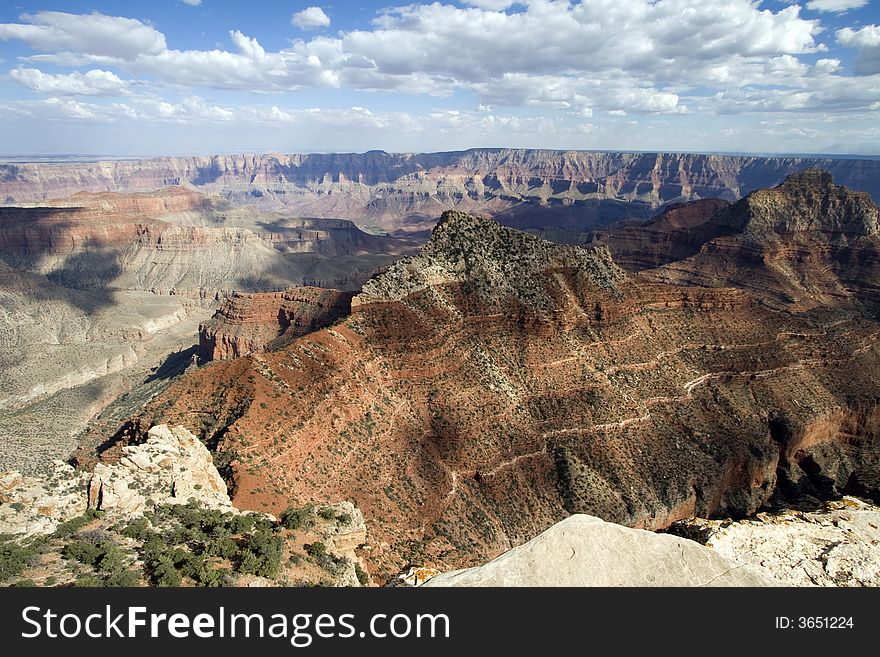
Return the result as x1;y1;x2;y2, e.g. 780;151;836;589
199;287;354;360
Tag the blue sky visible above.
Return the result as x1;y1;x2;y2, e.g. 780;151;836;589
0;1;878;156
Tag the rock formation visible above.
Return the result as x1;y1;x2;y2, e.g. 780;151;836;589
2;151;879;233
0;188;416;294
0;424;370;588
199;287;354;361
670;496;880;586
422;514;772;586
600;169;880;313
0;424;234;537
138;186;880;579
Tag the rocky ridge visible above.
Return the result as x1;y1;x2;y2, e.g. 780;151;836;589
357;210;625;310
643;169;880;311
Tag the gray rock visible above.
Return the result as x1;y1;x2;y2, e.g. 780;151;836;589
422;514;773;587
694;497;880;587
0;424;236;536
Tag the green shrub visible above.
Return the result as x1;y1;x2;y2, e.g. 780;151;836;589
96;546;128;574
227;514;256;534
53;510;103;538
105;569;141;587
279;505;312;531
121;517;154;542
0;539;37;582
194;563;228;588
149;558;182;587
62;539;104;567
204;536;239;560
75;575;104;587
237;530;283;578
304;541;327;559
238;550;261;575
354;563;370;586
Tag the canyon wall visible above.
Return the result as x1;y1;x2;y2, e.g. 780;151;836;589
3;150;879;232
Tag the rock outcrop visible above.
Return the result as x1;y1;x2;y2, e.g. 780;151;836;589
671;497;880;587
199;287;354;361
356;210;625;309
422;514;772;586
86;424;234;516
0;424;234;536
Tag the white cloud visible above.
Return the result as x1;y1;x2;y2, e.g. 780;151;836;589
181;0;202;6
806;0;868;12
292;7;331;30
0;1;875;128
461;1;519;9
837;25;880;75
10;67;130;96
0;93;236;124
838;24;880;48
0;11;166;59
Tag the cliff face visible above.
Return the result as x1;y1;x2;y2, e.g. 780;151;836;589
3;151;879;232
0;187;422;476
199;287;354;361
590;198;734;271
141;200;880;579
0;187;416;293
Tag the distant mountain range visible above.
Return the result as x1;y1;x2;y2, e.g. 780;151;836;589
3;149;880;233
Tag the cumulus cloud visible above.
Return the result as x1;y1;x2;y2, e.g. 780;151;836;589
10;67;130;96
806;0;868;12
292;7;331;30
837;24;880;75
838;24;880;48
181;0;202;6
0;1;876;126
461;1;519;9
0;11;166;59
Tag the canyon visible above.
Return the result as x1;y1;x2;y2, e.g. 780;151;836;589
2;159;880;588
116;171;880;582
2;150;880;234
0;186;416;473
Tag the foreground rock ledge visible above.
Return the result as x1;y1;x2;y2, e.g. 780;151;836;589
0;424;240;536
422;514;773;587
